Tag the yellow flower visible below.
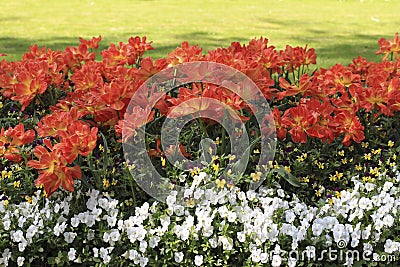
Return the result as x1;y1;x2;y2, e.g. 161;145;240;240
14;181;21;188
349;146;354;152
103;178;110;188
229;155;236;161
372;148;381;155
216;179;226;189
364;153;371;160
253;149;260;154
213;163;219;174
329;198;334;205
338;150;345;157
111;180;117;186
250;172;262;182
355;164;363;171
361;142;369;148
185;198;195;207
329;174;337;182
341;158;347;164
336;171;343;180
25;196;32;204
125;200;133;206
0;102;3;109
335;191;341;198
190;167;200;176
214;137;221;145
99;144;104;152
315;191;322;197
284;166;291;173
316;162;325;170
226;181;234;189
161;157;166;167
388;140;394;147
4;200;9;207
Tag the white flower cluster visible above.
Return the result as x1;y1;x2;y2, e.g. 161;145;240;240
1;169;400;266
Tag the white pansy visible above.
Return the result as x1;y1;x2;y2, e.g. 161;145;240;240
17;256;24;266
174;252;184;263
194;255;203;266
64;232;77;244
68;248;76;261
271;254;282;267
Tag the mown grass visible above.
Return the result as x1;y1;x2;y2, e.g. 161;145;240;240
1;0;399;67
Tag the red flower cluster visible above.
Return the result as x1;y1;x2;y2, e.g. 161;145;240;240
0;124;35;162
1;33;399;196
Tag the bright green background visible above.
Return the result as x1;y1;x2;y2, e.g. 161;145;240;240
1;0;399;67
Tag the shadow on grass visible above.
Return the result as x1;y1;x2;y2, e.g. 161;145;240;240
1;31;384;66
1;32;251;61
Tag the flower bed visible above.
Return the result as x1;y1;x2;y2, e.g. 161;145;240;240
1;34;400;266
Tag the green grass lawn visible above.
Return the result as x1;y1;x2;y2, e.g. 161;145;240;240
1;0;399;68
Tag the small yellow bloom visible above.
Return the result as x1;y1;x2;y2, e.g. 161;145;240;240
216;178;226;189
14;181;21;188
355;164;363;171
226;181;234;189
4;199;9;207
161;157;166;167
99;144;104;152
372;148;381;155
364;153;371;160
213;163;219;174
190;167;200;176
349;146;354;152
250;172;262;182
284;166;291;173
341;158;347;164
336;171;343;180
388;140;394;147
214;137;221;145
25;196;32;204
229;155;236;161
315;191;321;197
185;198;195;207
361;142;369;148
0;102;3;109
335;191;341;198
329;198;334;205
316;162;325;170
111;180;117;186
338;150;345;157
103;178;110;188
